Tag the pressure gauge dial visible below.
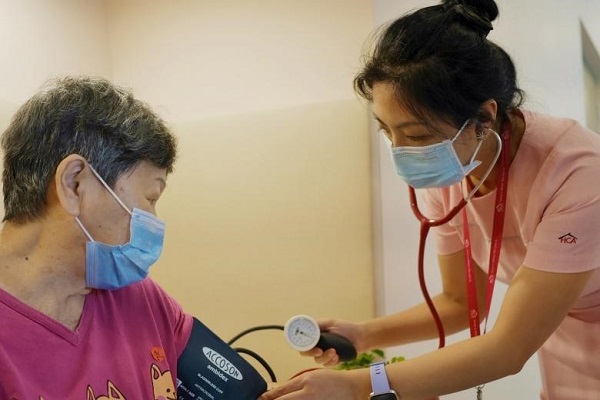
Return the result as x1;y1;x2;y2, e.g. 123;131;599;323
284;314;321;352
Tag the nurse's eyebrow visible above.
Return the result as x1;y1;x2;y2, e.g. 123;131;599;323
372;113;423;130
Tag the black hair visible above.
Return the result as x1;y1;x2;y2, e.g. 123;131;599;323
354;0;524;129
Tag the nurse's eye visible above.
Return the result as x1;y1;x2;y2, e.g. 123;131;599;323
406;135;432;142
405;132;442;144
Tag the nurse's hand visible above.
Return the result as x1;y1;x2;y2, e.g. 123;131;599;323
258;368;368;400
299;318;366;367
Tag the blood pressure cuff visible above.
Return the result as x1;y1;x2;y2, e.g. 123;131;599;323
177;317;267;400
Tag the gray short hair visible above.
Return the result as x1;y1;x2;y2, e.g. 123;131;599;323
1;76;177;223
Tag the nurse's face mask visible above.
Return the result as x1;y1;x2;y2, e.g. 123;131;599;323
391;119;484;188
75;164;166;290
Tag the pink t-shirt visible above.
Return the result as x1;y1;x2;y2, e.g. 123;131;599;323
0;278;193;400
422;110;600;398
423;110;600;317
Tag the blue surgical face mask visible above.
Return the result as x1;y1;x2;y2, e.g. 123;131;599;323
391;120;483;188
75;165;165;290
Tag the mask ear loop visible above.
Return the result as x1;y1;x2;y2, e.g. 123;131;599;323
465;127;502;201
450;119;472;143
75;217;95;242
87;165;133;216
468;137;485;165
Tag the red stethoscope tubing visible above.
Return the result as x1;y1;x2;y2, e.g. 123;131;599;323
409;190;467;348
408;122;511;349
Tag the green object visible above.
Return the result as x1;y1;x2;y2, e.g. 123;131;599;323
335;349;404;371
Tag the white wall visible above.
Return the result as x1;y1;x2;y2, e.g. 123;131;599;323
372;1;600;399
581;4;600;133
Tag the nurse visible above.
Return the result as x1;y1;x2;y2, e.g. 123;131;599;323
260;0;600;399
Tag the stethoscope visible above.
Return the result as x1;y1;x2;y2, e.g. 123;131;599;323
408;123;508;349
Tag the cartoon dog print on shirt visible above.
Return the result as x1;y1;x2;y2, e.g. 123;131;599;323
84;363;175;400
151;363;177;400
87;381;127;400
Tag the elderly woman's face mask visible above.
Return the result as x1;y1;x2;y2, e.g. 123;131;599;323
75;165;165;290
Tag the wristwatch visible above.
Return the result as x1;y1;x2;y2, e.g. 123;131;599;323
369;361;399;399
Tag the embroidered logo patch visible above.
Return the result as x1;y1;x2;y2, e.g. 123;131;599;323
558;233;578;244
151;346;166;362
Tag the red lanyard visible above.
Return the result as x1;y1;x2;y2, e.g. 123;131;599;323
462;122;511;337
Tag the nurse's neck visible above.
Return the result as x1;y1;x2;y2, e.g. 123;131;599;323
467;166;498;197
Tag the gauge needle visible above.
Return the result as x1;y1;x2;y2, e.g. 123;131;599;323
295;328;315;339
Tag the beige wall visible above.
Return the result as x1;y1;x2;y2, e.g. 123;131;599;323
0;0;111;105
106;0;373;121
104;0;376;380
0;0;377;384
153;99;373;379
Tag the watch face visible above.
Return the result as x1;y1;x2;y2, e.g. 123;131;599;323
370;393;399;400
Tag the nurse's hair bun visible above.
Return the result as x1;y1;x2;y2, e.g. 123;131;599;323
442;0;499;37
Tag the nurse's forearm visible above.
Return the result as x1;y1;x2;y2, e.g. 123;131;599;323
382;332;521;399
361;292;472;349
